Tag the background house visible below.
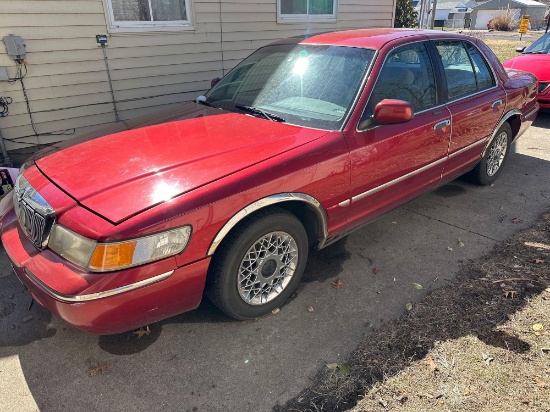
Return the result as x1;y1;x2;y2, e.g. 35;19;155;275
415;0;476;28
0;0;396;158
471;0;547;29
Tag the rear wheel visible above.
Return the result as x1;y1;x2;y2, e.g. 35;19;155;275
206;207;309;320
469;122;512;186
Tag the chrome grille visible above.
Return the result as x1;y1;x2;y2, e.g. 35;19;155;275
13;175;55;249
538;82;549;94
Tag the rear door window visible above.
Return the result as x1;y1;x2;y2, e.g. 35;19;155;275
434;40;496;100
434;40;477;100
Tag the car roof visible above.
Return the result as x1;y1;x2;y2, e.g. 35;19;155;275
269;28;468;49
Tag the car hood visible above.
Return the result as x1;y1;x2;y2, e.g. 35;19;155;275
503;55;550;81
36;113;327;223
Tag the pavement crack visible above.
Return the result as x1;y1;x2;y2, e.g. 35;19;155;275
403;208;500;242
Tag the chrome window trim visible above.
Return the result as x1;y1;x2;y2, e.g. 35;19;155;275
207;193;328;256
23;268;174;302
351;156;447;203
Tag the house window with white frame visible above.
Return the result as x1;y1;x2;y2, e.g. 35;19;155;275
105;0;193;32
278;0;337;22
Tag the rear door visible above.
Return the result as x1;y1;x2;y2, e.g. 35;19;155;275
432;39;506;181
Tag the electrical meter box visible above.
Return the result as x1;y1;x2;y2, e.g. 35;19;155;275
3;35;26;60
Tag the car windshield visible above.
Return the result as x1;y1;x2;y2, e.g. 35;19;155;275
523;33;550;54
204;44;375;130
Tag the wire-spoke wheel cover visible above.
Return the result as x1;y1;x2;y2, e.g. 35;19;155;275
486;131;508;177
237;231;298;305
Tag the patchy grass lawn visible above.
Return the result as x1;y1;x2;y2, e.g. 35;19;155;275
278;211;550;412
483;39;534;62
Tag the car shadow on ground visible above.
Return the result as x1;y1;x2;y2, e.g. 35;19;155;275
0;234;351;356
98;238;351;355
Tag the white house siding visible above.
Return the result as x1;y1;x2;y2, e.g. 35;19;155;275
0;0;395;152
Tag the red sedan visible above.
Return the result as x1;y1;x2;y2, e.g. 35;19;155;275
503;32;550;109
0;29;539;334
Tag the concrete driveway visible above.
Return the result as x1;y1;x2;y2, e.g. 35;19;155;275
1;112;549;412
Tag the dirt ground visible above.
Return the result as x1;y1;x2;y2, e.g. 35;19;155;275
277;210;550;411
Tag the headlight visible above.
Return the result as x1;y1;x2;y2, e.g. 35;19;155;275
48;224;191;272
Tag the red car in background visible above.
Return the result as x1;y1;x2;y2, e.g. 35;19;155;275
0;29;539;334
503;32;550;109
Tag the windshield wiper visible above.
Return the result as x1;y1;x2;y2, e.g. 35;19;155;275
235;105;285;122
195;95;215;107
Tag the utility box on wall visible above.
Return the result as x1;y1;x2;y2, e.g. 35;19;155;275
3;34;26;60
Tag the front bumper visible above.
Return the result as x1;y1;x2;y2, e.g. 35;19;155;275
1;205;209;335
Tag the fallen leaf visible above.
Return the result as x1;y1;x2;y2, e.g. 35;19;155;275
447;246;453;252
372;267;380;275
133;325;151;338
482;353;494;365
534;259;544;264
332;278;344;289
327;363;350;376
412;283;423;290
307;306;314;313
396;394;408;404
533;376;546;387
533;324;544;331
271;308;280;315
458;239;465;247
406;303;413;311
87;362;108;377
422;355;438;373
339;364;351;376
502;290;517;299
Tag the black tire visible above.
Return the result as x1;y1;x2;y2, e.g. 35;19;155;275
469;122;512;186
206;207;309;320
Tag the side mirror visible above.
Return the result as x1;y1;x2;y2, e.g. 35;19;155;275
211;77;221;88
373;99;413;125
515;46;526;53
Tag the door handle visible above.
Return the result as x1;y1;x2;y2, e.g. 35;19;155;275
433;119;450;130
492;99;502;108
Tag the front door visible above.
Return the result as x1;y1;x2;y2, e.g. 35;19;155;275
344;41;451;229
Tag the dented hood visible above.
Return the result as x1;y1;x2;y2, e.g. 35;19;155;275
36;113;326;223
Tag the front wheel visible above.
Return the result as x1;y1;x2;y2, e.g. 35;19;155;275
206;207;309;320
469;122;512;186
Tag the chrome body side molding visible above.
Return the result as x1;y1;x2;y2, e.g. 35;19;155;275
351;157;447;203
207;193;329;256
23;268;174;302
